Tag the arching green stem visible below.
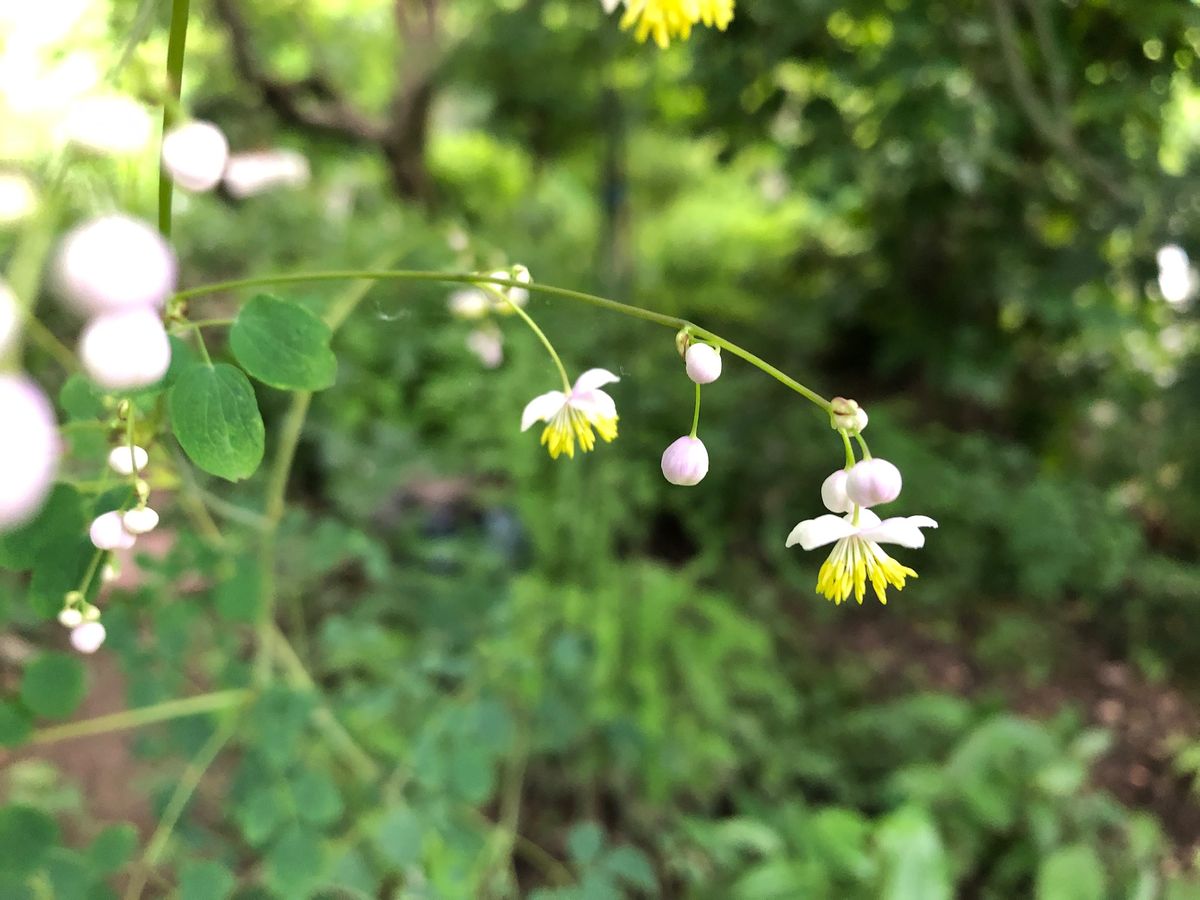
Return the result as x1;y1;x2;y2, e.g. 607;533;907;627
840;429;856;470
503;298;572;392
172;270;834;414
690;383;702;439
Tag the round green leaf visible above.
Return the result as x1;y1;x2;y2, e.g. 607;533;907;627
169;363;265;482
0;484;85;572
179;859;236;900
230;294;337;391
21;652;87;719
0;700;32;747
0;806;59;878
87;823;138;875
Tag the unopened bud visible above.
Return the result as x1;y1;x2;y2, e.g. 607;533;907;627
56;215;176;315
70;621;107;654
79;308;172;390
660;436;710;486
161;121;229;192
684;343;722;384
845;458;903;508
821;469;853;514
90;511;136;551
122;506;159;535
0;376;61;530
830;397;868;434
108;445;149;475
58;607;84;628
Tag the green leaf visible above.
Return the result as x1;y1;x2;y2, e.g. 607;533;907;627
603;845;657;891
21;653;87;719
1036;845;1106;900
169;363;265;482
372;807;424;869
567;822;605;866
236;785;288;847
0;805;59;878
0;484;85;572
44;847;90;898
230;294;337;391
214;554;261;623
179;859;236;900
265;825;326;897
0;700;32;747
876;806;951;900
58;374;108;421
291;770;344;826
87;824;137;875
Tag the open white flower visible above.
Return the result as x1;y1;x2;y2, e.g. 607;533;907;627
786;505;937;605
521;368;619;459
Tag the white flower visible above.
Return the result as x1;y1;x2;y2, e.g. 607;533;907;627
70;621;107;654
521;368;620;459
122;506;159;535
0;376;61;530
0;280;16;356
108;445;149;475
222;149;311;198
660;435;709;485
89;510;136;551
466;327;504;369
61;95;152;156
56;215;177;315
845;458;902;508
786;506;937;605
448;288;491;320
79;308;172;390
489;265;531;312
684;343;722;384
161;120;230;192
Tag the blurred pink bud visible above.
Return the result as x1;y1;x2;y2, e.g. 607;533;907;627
466;328;504;368
79;308;172;390
821;469;853;513
845;458;903;508
660;436;710;486
90;511;136;551
122;506;159;535
70;621;107;654
162;121;229;192
56;215;176;315
685;343;722;384
0;376;61;530
223;149;311;198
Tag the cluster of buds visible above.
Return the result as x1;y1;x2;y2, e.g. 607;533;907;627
660;332;721;486
447;265;534;369
56;591;108;655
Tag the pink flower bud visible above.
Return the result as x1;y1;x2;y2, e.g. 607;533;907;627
70;621;107;654
660;436;710;486
0;376;61;530
684;343;722;384
820;469;853;513
845;458;903;508
122;506;159;535
56;215;176;315
90;511;136;551
162;121;230;192
79;309;172;390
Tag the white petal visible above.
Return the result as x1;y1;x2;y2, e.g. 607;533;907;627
785;514;859;550
859;515;938;549
600;0;622;12
572;368;620;394
570;388;616;420
521;391;566;431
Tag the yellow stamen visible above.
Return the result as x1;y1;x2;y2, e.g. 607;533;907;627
539;403;619;460
619;0;734;48
815;537;917;606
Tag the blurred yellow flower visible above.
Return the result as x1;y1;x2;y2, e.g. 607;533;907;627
616;0;734;48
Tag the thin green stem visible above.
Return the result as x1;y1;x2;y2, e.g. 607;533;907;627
840;429;856;470
190;324;212;366
690;383;702;438
124;715;238;900
29;689;250;745
504;298;571;391
854;432;872;460
172;269;833;413
157;0;191;237
186;317;234;329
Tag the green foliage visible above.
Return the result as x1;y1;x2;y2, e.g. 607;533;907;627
230;294;337;391
169;363;266;481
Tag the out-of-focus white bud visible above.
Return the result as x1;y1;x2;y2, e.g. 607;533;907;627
448;289;490;320
0;376;61;530
61;96;153;156
161;120;229;192
222;149;311;198
489;266;531;312
685;343;722;384
660;435;710;486
89;510;136;550
845;458;903;508
69;621;106;654
56;215;177;315
57;607;83;628
108;445;149;475
122;506;159;535
466;327;504;369
0;280;16;356
830;397;868;434
101;562;119;583
821;469;853;513
1157;244;1196;307
0;173;37;225
79;308;172;390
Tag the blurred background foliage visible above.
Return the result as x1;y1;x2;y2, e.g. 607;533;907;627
3;0;1200;896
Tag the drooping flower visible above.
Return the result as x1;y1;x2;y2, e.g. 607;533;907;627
161;121;230;192
845;458;902;508
661;435;709;485
90;511;136;551
684;343;722;384
618;0;734;48
0;376;61;530
521;369;620;459
79;308;172;390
